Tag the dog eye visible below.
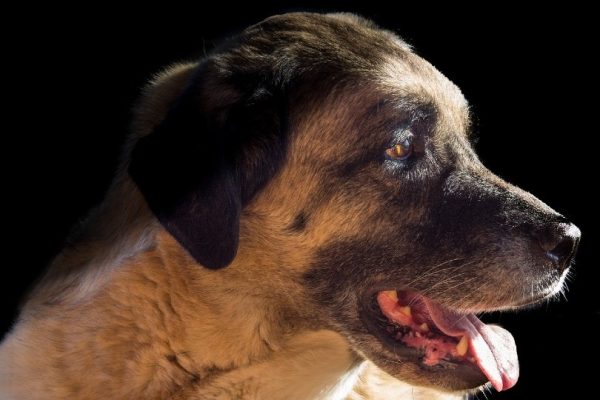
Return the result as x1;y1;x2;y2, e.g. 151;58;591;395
385;141;413;160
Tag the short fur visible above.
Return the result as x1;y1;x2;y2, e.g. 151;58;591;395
0;13;578;400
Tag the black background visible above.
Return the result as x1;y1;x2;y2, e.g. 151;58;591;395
2;2;597;398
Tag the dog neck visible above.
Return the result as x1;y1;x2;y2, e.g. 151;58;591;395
148;230;365;399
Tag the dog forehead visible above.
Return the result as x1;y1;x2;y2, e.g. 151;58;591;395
250;13;471;140
378;53;471;138
286;58;471;164
216;13;471;161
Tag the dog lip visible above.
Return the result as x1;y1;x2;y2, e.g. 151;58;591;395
499;287;567;311
359;281;559;312
504;294;554;309
469;273;571;312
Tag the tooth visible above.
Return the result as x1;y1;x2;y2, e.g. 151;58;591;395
419;323;429;332
398;306;411;317
456;336;469;356
382;290;398;302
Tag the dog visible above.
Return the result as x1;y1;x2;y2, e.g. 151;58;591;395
0;12;580;400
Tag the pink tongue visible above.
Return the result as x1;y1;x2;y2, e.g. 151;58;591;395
424;299;519;392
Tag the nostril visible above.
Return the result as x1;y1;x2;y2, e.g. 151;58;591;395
547;236;576;264
539;223;581;271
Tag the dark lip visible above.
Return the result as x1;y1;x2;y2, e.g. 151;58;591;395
359;280;559;315
506;293;554;309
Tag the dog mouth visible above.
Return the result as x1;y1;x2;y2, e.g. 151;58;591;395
361;290;519;392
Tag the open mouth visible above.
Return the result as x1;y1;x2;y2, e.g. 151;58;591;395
363;290;519;392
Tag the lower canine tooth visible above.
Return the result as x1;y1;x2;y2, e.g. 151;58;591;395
419;323;429;332
398;306;411;317
456;335;469;356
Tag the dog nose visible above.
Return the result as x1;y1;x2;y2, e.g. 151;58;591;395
537;222;581;271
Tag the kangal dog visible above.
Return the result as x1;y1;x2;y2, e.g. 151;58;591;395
0;12;580;400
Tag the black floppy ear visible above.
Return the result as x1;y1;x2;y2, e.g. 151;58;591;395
129;65;286;269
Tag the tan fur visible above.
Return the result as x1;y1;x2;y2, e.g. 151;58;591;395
0;229;355;399
348;363;463;400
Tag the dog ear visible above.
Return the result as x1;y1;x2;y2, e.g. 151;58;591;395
129;64;286;269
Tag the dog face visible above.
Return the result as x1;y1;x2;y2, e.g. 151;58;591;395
129;13;580;393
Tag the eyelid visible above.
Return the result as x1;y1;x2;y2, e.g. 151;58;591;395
391;130;414;148
395;128;413;139
399;137;412;146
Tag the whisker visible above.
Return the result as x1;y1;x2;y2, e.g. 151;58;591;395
402;258;466;288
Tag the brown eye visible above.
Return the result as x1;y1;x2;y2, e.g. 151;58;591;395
385;142;413;160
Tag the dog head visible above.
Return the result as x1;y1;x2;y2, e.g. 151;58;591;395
129;13;580;393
